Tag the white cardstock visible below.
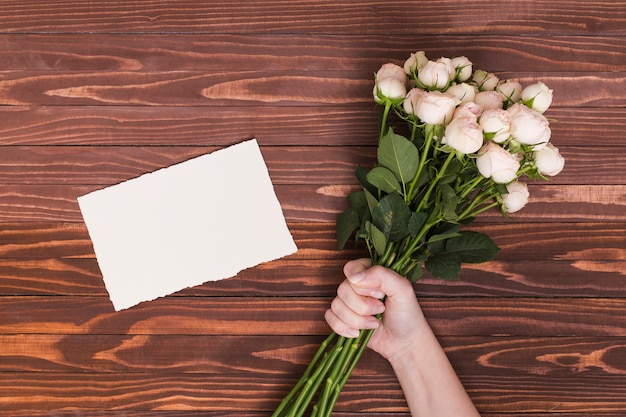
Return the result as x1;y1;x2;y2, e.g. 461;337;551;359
78;139;298;311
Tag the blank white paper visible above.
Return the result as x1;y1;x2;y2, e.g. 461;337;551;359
78;139;297;311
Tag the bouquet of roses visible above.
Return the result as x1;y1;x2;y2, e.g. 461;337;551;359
271;51;564;417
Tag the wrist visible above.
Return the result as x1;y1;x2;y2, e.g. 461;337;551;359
385;320;435;368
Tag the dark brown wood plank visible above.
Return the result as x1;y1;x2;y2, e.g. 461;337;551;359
0;70;623;107
0;145;618;186
0;107;621;147
0;221;623;263
0;1;623;35
2;371;626;413
2;34;624;72
3;334;626;379
0;183;621;223
2;256;626;299
1;413;619;417
2;296;626;337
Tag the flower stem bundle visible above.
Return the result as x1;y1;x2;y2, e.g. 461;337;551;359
272;50;564;416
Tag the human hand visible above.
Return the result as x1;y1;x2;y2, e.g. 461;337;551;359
324;258;431;363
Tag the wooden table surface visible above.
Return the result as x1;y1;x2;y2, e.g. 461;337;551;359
1;1;625;416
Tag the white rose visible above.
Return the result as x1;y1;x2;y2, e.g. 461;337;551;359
404;51;428;75
442;117;484;154
472;69;499;91
376;63;407;82
497;80;523;105
502;181;529;214
476;142;520;183
402;88;425;115
507;103;551;149
413;91;457;125
521;81;553;113
446;82;476;104
453;101;484;121
418;59;454;90
534;143;565;176
474;90;504;110
479;108;511;143
451;56;473;82
373;77;406;103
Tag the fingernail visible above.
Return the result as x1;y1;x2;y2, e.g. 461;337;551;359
370;290;385;299
372;303;385;315
346;328;360;338
347;271;365;284
365;318;380;330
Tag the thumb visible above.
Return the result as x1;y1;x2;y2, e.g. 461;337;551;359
345;262;412;301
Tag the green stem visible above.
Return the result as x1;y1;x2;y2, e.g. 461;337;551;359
406;123;435;203
379;102;392;142
457;175;486;200
415;151;456;213
460;200;499;220
286;337;347;417
377;241;397;267
271;332;337;417
457;186;499;220
322;326;378;417
410;119;418;142
316;334;354;417
390;211;441;272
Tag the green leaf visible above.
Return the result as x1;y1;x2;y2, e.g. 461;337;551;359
438;183;459;222
378;129;419;185
425;252;462;280
372;192;412;242
355;166;379;197
367;166;402;193
445;231;500;263
336;208;360;250
345;191;367;224
347;191;367;212
428;231;462;244
438;158;463;184
427;222;461;254
364;188;379;217
366;221;388;257
407;264;424;282
408;212;428;238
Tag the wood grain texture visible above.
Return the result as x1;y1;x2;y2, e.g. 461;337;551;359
0;1;624;35
0;107;623;146
0;70;624;107
1;1;625;416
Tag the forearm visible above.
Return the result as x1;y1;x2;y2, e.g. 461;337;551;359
389;325;480;417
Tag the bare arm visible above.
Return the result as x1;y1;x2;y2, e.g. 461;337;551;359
325;259;480;417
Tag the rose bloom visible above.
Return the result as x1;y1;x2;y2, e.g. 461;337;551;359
413;91;457;125
507;103;551;149
502;181;529;214
472;69;499;91
442;117;484;154
376;63;407;82
373;77;406;103
403;88;425;115
451;56;473;82
418;58;454;90
474;90;504;110
476;142;520;183
534;143;565;176
497;80;523;104
404;51;428;75
453;101;484;121
446;82;476;104
479;108;511;143
522;81;553;113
